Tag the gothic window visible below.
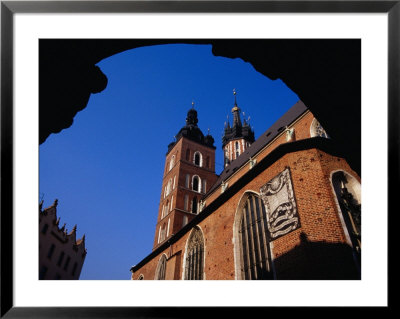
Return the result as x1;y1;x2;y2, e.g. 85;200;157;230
310;118;329;138
194;151;202;167
192;175;201;192
192;197;198;215
170;196;173;212
155;254;167;280
238;193;273;280
184;227;204;280
331;171;361;270
202;179;207;194
173;175;176;189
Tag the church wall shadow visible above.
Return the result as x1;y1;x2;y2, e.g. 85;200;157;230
273;234;360;280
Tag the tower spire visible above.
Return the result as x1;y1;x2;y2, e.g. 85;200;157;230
231;89;242;128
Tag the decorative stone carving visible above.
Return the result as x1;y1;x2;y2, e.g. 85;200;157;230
260;168;300;240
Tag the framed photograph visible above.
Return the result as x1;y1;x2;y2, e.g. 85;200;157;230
1;0;396;317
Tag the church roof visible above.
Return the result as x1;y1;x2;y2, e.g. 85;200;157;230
208;100;308;195
167;105;216;154
222;90;255;147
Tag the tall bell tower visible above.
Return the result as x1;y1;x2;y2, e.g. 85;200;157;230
153;103;218;250
222;90;255;167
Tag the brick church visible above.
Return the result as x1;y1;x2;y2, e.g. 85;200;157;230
130;93;361;280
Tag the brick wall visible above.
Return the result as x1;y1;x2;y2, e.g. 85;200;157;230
132;145;360;280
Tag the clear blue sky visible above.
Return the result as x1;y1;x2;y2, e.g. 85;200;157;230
39;44;299;280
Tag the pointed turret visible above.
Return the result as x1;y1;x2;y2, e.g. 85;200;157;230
222;90;255;167
167;101;216;154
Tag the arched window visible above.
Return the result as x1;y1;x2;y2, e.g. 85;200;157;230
192;197;198;215
235;141;240;158
184;227;204;280
331;171;361;269
237;193;273;280
155;254;167;280
193;151;202;167
310;118;329;138
169;155;175;171
192;175;201;192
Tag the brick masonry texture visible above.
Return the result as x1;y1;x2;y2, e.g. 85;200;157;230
132;111;360;280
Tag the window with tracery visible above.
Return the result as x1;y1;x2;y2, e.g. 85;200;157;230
238;194;273;280
155;254;167;280
310;118;329;138
331;171;361;270
184;227;204;280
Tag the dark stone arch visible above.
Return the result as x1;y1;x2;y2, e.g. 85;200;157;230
39;39;360;175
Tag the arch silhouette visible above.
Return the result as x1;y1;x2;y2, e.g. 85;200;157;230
40;39;361;175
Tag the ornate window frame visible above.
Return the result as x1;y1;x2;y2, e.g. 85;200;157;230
182;226;205;280
233;191;275;280
310;118;329;138
154;254;167;280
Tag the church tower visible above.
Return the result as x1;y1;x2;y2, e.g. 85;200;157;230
153;103;218;250
222;90;255;167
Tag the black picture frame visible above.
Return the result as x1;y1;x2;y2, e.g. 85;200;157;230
1;1;396;317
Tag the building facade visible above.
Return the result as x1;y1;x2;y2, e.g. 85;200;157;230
39;199;87;280
131;99;361;280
